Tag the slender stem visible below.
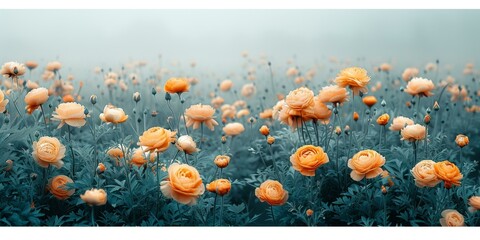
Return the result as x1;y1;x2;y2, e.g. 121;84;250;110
199;123;204;149
170;150;180;165
212;194;217;226
40;104;48;128
220;196;224;226
156;153;160;216
91;206;95;226
271;205;276;225
67;125;76;179
383;194;387;226
184;152;189;165
313;120;320;146
179;95;189;135
413;141;417;166
166;100;177;131
335;136;340;185
425;126;428;159
269;144;281;182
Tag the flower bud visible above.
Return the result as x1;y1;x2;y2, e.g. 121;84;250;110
30;173;38;181
424;114;431;124
344;125;350;135
306;209;314;216
335;126;342;136
381;185;387;195
267;135;275;145
90;95;97;105
455;134;469;148
214;155;230;168
376;113;390;126
353;112;359;121
433;101;440;111
133;92;141;103
259;125;270;136
151;88;157;96
221;135;227;144
165;92;171;101
96;163;106;174
4;159;13;171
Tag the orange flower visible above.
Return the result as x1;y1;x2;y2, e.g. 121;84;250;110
401;124;426;142
175;135;199;155
164;77;190;94
335;67;371;95
26;80;39;89
255;180;289;206
306;209;314;216
285;87;315;111
160;163;205;206
206;179;231;196
62;94;75;102
99;104;129;124
303;97;332;124
211;96;225;109
25;60;39;70
353;112;359;121
259;125;270;136
348;149;385;181
401;67;419;82
46;61;62;72
440;209;464;227
138;127;176;153
317;85;349;104
32;136;66;168
267;135;275;145
130;147;156;167
97;163;106;174
241;83;256;97
468;196;480;213
48;175;75;200
259;108;273;119
220;80;233;92
214;155;230;168
455;134;469;148
185;104;219;131
223;122;245;136
362;96;377;107
0;89;9;113
80;188;108;206
434;160;462;189
51;102;87;128
24;87;49;114
389;116;414;131
1;61;26;78
376;113;390;126
411;160;441;188
405;77;435;97
236;109;250;118
290;145;329;176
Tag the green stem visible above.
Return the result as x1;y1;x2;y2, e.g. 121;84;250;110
271;205;276;225
68;125;76;180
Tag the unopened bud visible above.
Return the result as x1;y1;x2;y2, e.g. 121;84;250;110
90;95;97;105
267;135;275;145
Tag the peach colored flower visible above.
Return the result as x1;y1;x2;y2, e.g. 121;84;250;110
259;108;273;119
405;77;435;97
223;122;245;136
176;135;199;155
286;67;299;77
362;96;377;108
24;87;49;114
4;159;13;171
211;96;224;109
267;135;275;145
138;127;176;153
379;63;392;72
26;80;39;89
255;180;289;206
214;155;230;168
241;83;256;97
455;134;469;148
206;179;231;196
233;100;247;108
440;209;464;226
285;87;315;111
160;163;205;205
99;105;128;124
401;124;426;142
130;147;156;167
272;100;284;120
348;149;385;181
221;104;236;121
164;77;190;94
335;67;371;95
294;76;305;84
236;109;250;118
468;196;480;213
81;188;107;206
318;85;349;104
434;160;463;189
46;61;62;72
290;145;329;176
306;209;314;216
32;136;66;169
25;60;38;70
1;61;26;78
0;89;10;113
303;97;332;124
402;67;419;82
376;113;390;126
411;160;441;188
48;175;75;200
220;80;233;92
389;116;414;131
259;125;270;136
51;102;87;128
185;104;219;131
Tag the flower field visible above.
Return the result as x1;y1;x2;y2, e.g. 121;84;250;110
0;56;479;226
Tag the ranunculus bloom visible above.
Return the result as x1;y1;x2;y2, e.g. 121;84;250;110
130;147;156;167
25;60;39;70
401;67;419;82
106;145;125;166
164;77;190;94
219;80;233;92
138;127;176;153
80;188;108;206
241;83;256;97
468;196;480;213
348;149;385;181
32;136;66;168
214;155;230;168
1;61;26;78
335;67;371;95
303;97;332;124
434;160;463;189
26;80;39;89
99;105;129;124
259;108;273;119
211;96;224;109
46;61;62;72
185;104;219;131
223;122;245;136
255;180;289;206
51;102;87;128
160;163;205;206
440;209;464;227
401;124;426;142
0;89;10;113
221;104;236;121
236;109;250;118
376;113;390;126
306;209;314;216
259;125;270;136
455;134;469;148
389;116;414;131
267;135;275;145
285;87;315;111
62;94;75;103
290;145;329;176
411;160;441;188
176;135;199;155
24;87;49;114
317;85;349;104
48;175;75;200
362;96;377;107
379;63;392;72
206;179;231;196
405;77;435;97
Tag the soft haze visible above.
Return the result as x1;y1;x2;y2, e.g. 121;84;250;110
1;10;480;77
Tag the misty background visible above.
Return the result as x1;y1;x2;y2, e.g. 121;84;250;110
1;10;479;78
